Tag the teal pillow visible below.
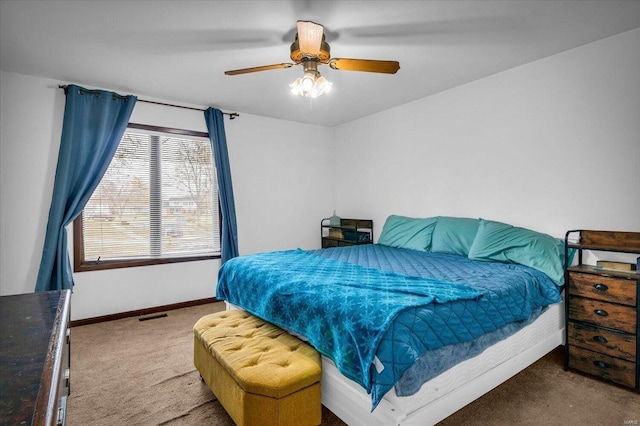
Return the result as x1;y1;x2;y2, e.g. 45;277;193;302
430;217;479;256
468;219;566;285
378;215;437;251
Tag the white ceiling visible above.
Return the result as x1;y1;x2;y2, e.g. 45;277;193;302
1;0;639;127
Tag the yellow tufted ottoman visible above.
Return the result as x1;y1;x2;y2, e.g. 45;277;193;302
193;310;322;426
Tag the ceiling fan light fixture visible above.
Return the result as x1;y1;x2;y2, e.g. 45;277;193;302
301;72;316;91
289;78;303;96
289;71;332;98
315;75;332;94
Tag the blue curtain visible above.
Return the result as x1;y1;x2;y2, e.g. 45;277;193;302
204;108;239;263
35;85;136;292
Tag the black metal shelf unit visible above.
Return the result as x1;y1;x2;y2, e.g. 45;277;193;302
321;218;373;248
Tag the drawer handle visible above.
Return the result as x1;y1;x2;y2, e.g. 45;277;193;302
592;335;608;344
594;309;609;317
593;283;609;292
56;406;65;426
593;360;610;369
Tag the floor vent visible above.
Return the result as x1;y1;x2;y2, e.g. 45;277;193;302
138;313;168;322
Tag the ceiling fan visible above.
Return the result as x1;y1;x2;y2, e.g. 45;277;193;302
224;20;400;98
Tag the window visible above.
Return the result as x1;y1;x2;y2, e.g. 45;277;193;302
73;123;220;271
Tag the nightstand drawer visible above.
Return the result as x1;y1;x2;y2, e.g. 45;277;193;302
568;322;636;361
569;297;636;334
568;272;636;307
568;345;636;388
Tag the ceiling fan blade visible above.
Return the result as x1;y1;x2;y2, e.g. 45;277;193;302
328;58;400;74
297;20;323;56
225;63;294;76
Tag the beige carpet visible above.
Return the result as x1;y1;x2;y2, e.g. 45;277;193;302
67;302;639;425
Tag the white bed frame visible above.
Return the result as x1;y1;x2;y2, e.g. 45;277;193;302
321;302;564;425
227;302;564;426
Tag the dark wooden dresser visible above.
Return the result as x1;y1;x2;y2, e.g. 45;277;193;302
0;290;71;426
564;230;640;390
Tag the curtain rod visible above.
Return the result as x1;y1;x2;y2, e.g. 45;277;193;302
57;85;240;119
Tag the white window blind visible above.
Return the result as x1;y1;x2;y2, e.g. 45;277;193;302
81;128;220;262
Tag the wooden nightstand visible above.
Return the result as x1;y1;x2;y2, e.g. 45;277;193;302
564;230;640;390
321;218;373;248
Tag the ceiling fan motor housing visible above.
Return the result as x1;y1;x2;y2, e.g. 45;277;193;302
290;35;331;62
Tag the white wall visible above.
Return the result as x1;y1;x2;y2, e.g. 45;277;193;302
0;72;64;298
0;71;334;319
0;68;3;295
333;29;640;239
227;114;336;255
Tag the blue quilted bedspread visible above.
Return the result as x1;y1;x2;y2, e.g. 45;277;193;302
216;249;483;388
216;244;562;409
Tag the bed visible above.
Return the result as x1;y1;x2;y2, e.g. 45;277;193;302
216;216;568;425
